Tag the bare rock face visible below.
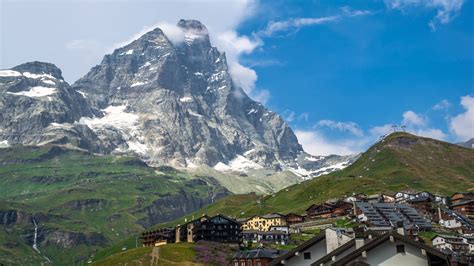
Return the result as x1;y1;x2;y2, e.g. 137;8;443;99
72;19;302;168
0;61;102;151
0;19;355;178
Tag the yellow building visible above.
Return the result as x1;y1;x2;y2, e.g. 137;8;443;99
242;213;287;231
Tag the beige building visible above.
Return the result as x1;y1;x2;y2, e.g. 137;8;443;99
242;213;287;231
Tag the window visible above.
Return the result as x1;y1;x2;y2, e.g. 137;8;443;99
396;244;405;253
304;252;311;260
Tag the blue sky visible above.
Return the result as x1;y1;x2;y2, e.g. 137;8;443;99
1;0;473;155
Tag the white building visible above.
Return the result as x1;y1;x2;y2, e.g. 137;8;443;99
270;228;450;266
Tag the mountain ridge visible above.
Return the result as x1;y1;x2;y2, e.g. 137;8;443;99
0;19;355;185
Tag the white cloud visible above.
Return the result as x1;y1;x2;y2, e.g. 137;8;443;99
374;111;447;140
251;89;271;105
315;120;364;137
295;130;364;156
340;6;374;17
432;99;451;110
216;31;261;56
157;22;186;44
449;95;474;140
414;128;448;139
402;110;427;127
259;16;339;37
258;8;372;37
228;62;258;95
299;112;309;121
384;0;465;30
283;110;296;122
370;124;394;137
214;31;263;97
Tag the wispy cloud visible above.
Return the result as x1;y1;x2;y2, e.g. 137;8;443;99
432;99;451;110
402;110;427;127
314;120;364;137
384;0;465;30
295;130;367;156
251;89;271;105
283;110;296;122
258;7;373;37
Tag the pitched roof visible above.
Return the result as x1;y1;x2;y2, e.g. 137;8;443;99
262;213;285;219
305;203;335;212
451;199;474;207
233;248;286;259
208;213;239;224
310;239;356;266
407;195;432;203
355;202;431;229
268;231;326;266
333;232;450;266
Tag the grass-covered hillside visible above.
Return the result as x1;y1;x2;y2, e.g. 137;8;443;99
0;145;228;265
168;132;474;223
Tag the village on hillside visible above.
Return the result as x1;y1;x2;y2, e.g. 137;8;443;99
141;190;474;265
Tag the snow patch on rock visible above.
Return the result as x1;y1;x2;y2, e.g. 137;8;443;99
0;70;22;77
0;140;9;148
213;155;263;172
79;105;139;130
131;81;146;87
7;87;57;98
180;97;193;103
22;72;57;80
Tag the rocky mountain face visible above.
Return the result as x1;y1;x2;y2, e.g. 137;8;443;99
0;19;354;179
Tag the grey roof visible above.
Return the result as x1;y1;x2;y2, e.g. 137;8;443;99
451;199;474;207
233;248;286;259
355;202;431;229
262;213;284;219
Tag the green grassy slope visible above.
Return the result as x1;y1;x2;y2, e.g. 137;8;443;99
165;132;474;224
0;145;228;265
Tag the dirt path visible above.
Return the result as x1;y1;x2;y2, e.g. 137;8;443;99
150;246;160;265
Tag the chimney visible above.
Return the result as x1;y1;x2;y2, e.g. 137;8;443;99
354;226;365;249
396;221;405;236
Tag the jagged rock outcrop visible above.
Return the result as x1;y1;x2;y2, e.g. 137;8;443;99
132;179;229;228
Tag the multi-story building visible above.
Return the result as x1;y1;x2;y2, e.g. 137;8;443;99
242;213;287;232
175;214;241;244
452;200;474;218
197;214;241;244
432;235;470;254
285;213;304;225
